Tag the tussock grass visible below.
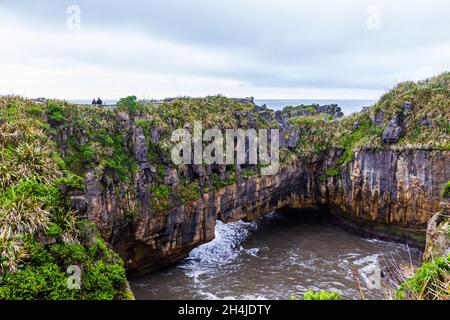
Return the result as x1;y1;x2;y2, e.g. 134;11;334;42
371;72;450;149
397;255;450;300
0;97;80;273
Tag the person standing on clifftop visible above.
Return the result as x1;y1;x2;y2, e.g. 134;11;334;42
91;98;97;105
96;97;103;105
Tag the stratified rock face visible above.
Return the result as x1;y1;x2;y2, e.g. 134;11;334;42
326;149;450;243
84;157;315;275
81;141;450;274
222;148;449;244
57;95;449;275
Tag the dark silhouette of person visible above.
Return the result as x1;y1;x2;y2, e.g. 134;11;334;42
92;99;97;105
96;97;103;105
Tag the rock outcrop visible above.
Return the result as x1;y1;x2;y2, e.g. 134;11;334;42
50;94;449;276
327;148;449;243
382;113;403;143
80;141;450;274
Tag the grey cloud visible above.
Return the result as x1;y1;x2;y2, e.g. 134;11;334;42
1;0;450;92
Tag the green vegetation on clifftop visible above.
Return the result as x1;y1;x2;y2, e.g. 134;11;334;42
0;72;449;300
0;97;128;300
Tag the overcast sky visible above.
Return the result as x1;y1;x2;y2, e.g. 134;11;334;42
0;0;449;100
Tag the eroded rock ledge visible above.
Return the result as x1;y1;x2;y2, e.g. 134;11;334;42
82;145;450;275
52;78;449;276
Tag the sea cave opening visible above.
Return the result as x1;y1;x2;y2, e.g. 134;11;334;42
130;207;422;300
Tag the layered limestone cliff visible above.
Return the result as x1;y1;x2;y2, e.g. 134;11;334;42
326;148;450;243
44;73;450;275
1;74;448;300
80;143;450;274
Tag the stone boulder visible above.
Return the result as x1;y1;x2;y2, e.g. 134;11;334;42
402;102;414;116
372;111;383;126
164;168;179;185
382;113;403;143
132;125;148;164
280;129;300;148
70;195;87;214
420;116;433;128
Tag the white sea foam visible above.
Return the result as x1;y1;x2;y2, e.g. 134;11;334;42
181;220;256;277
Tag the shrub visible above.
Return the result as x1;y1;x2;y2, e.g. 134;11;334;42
0;180;60;238
442;181;450;198
319;167;341;182
152;184;170;199
23;240;54;265
241;169;257;179
0;262;76;300
180;183;201;202
134;118;149;134
374;104;382;113
212;173;227;189
364;72;450;148
117;95;139;116
212;169;237;189
150;185;171;212
76;220;99;245
45;223;63;238
0;229;128;300
80;144;96;162
288;116;315;127
336;118;373;166
326;167;340;178
396;254;450;300
81;259;126;300
54;174;85;191
47;101;65;124
49;243;88;266
296;105;317;113
303;289;341;300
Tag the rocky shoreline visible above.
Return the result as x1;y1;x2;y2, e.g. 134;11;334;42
2;73;448;301
61;97;449;275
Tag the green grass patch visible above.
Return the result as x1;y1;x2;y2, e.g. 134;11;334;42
150;184;171;212
303;289;341;300
442;181;450;198
396;254;450;300
241;169;257;179
47;101;65;124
